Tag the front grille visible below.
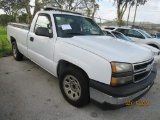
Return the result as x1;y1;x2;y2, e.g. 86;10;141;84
134;59;154;72
133;58;154;83
134;71;150;82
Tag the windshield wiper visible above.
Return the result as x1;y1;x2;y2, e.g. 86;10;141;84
92;33;104;35
63;32;85;37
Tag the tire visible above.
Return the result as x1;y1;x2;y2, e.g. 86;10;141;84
12;42;23;61
59;66;89;107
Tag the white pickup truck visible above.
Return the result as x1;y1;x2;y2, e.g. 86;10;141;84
7;7;157;108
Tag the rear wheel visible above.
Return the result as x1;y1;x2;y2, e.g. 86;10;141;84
59;66;89;107
12;42;23;61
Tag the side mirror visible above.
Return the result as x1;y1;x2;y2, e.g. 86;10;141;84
35;27;53;38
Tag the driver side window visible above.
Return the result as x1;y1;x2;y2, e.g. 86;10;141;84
34;14;53;34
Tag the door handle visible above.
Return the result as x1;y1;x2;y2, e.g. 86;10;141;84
30;37;34;42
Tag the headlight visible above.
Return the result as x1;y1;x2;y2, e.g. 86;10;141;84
111;62;133;73
111;62;133;86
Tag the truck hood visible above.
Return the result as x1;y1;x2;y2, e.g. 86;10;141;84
146;38;160;43
61;36;153;63
139;43;160;55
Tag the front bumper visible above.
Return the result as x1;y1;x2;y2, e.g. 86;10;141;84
90;66;157;106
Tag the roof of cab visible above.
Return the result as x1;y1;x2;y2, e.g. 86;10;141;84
40;6;86;17
44;6;82;15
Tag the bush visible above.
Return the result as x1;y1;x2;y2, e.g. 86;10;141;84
0;38;12;57
0;26;12;57
0;14;14;27
18;13;28;23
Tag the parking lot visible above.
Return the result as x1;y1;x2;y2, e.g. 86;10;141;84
0;56;160;120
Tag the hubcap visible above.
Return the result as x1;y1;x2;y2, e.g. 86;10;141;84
13;45;17;57
63;75;81;101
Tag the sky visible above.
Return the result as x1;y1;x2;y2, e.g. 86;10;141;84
96;0;160;24
0;0;160;24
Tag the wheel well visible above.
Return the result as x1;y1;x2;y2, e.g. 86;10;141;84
57;60;89;79
10;36;16;43
148;44;159;49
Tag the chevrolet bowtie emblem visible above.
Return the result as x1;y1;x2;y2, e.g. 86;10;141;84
146;64;152;72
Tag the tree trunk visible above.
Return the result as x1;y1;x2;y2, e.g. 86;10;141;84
127;5;132;26
117;9;122;25
21;0;32;23
33;0;41;17
91;4;96;19
133;3;138;26
117;2;122;25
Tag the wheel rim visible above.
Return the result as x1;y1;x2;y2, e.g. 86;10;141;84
63;75;81;101
13;44;17;58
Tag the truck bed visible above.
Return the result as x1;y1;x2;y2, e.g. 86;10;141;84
8;23;30;30
7;23;30;57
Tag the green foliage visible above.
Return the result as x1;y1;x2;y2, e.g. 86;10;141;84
0;14;14;27
0;0;24;15
0;13;28;26
44;0;99;18
0;0;100;23
18;13;28;23
0;26;12;57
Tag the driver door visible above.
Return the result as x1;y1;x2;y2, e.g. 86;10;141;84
28;13;56;73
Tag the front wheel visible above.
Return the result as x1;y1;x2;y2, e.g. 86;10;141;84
59;66;89;107
12;42;23;61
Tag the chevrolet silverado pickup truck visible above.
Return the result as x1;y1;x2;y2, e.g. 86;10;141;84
7;7;157;108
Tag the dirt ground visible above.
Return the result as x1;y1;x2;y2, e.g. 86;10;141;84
0;56;160;120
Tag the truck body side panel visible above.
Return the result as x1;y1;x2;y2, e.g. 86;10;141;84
7;25;29;58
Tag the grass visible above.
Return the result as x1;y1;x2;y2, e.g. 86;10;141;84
0;26;12;58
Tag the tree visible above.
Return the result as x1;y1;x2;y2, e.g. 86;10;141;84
113;0;133;25
127;1;135;26
33;0;41;17
0;14;14;27
43;0;99;19
113;0;147;25
83;0;99;19
18;13;27;23
20;0;33;23
0;0;23;15
0;0;100;24
132;0;147;26
40;0;81;10
0;0;24;21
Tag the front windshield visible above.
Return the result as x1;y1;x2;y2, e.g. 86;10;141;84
54;14;104;37
111;31;133;42
157;33;160;38
138;30;152;38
